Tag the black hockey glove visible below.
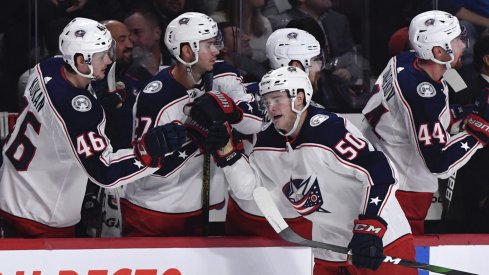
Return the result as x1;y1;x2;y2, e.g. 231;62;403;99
465;88;489;145
185;90;243;127
347;215;387;271
210;122;242;167
98;82;127;114
134;122;187;167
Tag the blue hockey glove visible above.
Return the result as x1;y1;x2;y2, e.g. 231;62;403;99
134;122;187;167
348;215;387;271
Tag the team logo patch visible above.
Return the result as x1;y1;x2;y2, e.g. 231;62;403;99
424;18;435;26
72;95;92;112
143;81;163;94
179;17;190;25
74;30;86;38
310;114;329;127
417;82;436;98
287;32;298;39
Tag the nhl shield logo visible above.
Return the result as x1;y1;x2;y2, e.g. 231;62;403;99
143;80;163;94
179;17;190;25
72;95;92;112
417;82;436;98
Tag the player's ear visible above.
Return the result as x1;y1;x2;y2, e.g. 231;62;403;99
180;43;194;61
75;54;85;65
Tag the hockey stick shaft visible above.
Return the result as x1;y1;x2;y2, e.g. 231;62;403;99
201;71;214;236
253;187;477;275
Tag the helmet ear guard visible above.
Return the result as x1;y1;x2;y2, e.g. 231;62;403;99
408;10;463;67
59;17;114;79
266;28;321;74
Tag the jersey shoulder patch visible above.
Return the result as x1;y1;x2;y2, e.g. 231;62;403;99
72;95;92;112
310;114;329;127
416;82;436;98
143;80;163;94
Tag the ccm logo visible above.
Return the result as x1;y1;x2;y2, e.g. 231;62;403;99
211;91;230;108
353;223;383;234
468;117;489;133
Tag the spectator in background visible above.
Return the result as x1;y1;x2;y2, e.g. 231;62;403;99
124;10;165;75
217;22;268;83
211;0;273;64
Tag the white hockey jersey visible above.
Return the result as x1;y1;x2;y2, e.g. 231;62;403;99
361;52;483;193
0;57;157;227
223;105;411;262
124;61;262;214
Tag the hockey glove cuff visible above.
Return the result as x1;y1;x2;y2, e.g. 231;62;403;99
348;215;387;271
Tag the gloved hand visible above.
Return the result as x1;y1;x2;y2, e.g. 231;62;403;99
448;104;473;135
98;81;127;114
134;122;187;167
210;122;242;167
184;90;243;127
465;88;489;145
347;215;387;271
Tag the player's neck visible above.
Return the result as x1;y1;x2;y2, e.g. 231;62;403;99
416;58;446;81
173;64;203;89
289;110;308;139
62;67;91;89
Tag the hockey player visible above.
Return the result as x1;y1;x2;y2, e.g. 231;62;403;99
361;10;488;235
0;18;186;238
121;12;262;236
215;66;415;274
226;28;324;240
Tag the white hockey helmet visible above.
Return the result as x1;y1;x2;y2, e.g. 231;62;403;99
59;17;115;79
409;10;462;66
260;66;313;114
266;28;321;74
164;12;219;67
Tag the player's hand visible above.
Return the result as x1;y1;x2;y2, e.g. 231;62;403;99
210;122;242;167
347;215;387;271
184;91;243;127
98;84;127;114
465;89;489;145
134;122;187;167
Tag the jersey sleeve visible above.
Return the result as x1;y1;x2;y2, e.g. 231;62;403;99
53;91;157;189
400;79;482;179
316;116;399;217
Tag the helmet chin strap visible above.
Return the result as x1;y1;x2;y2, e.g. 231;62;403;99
275;112;302;137
71;63;96;80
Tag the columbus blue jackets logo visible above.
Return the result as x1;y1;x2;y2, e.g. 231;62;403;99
143;81;163;94
72;95;92;112
179;17;190;25
417;82;436;98
287;32;298;39
282;176;330;215
74;30;86;38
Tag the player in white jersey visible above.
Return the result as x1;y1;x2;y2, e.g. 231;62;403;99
0;18;185;238
226;28;325;240
121;12;262;236
214;66;414;275
361;10;488;235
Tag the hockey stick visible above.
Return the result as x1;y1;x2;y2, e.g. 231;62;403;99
253;187;477;275
201;71;214;236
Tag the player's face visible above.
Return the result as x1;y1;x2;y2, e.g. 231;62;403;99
262;91;296;131
450;36;467;69
91;47;115;80
196;37;221;71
